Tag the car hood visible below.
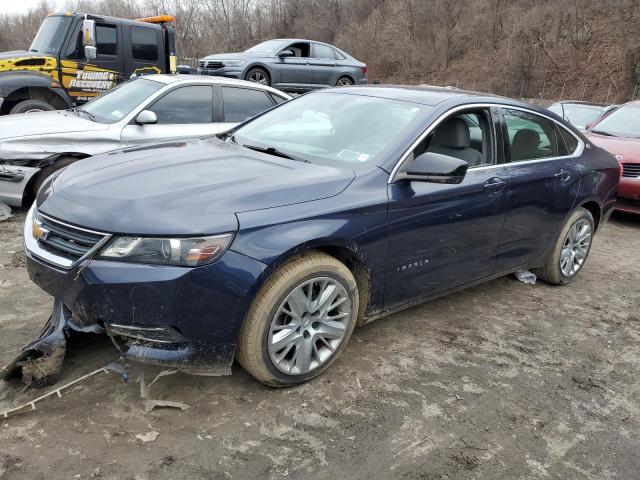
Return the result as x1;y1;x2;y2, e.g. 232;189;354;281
0;110;109;161
0;110;107;141
38;139;355;236
587;133;640;164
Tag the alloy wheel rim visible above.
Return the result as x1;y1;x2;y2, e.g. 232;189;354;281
268;276;351;375
249;72;268;85
337;79;352;87
560;219;592;277
25;109;44;113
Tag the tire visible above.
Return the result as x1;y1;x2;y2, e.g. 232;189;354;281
237;251;359;387
335;76;354;87
10;99;55;114
245;68;270;86
32;157;78;196
534;207;595;285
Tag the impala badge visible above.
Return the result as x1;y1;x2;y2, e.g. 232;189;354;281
32;217;49;242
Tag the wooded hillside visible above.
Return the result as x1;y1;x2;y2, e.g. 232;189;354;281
1;0;639;103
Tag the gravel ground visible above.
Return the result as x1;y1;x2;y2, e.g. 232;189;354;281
0;210;639;480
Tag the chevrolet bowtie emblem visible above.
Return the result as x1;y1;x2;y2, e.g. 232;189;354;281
32;217;49;241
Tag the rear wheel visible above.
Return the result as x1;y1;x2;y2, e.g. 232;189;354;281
32;157;78;196
237;252;359;387
534;207;594;285
10;99;55;114
245;68;270;86
336;76;354;87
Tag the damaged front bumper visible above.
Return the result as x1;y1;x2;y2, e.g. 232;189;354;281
20;244;269;379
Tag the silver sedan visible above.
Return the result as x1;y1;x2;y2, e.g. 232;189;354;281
0;75;291;207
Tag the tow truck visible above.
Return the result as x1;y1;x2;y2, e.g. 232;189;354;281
0;12;177;114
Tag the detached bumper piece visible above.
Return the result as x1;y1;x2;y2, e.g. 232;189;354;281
2;300;71;386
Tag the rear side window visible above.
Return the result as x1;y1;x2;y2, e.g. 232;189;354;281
149;86;213;124
131;26;158;61
557;126;579;155
222;87;274;123
96;25;117;56
313;44;337;59
502;109;559;162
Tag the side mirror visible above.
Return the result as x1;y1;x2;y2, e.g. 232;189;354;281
395;152;468;184
135;110;157;125
82;19;97;60
278;49;295;58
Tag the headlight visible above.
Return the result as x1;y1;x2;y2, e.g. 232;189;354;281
221;60;246;67
98;234;233;266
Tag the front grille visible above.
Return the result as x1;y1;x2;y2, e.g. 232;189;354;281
36;213;108;263
622;163;640;178
204;61;224;70
198;60;205;69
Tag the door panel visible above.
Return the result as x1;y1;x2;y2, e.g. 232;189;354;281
308;43;338;86
494;108;582;271
60;20;124;104
385;167;510;309
276;42;311;88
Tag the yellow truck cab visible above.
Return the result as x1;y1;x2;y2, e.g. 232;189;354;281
0;12;176;114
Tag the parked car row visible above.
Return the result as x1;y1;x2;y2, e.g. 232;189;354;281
2;82;620;388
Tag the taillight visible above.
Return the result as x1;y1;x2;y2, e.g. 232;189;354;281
361;66;368;75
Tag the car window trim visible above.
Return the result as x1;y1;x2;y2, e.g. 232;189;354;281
388;102;585;183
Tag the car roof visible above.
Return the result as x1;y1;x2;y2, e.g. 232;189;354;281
323;84;518;107
139;74;292;98
551;100;607;108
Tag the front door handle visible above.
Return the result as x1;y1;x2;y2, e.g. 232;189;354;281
554;169;571;182
483;177;507;191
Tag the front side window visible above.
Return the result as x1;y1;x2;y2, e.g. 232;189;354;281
131;26;158;61
313;44;336;59
30;15;73;55
502;109;558;162
233;92;429;165
148;85;213;124
64;21;83;59
222;87;274;123
82;78;164;124
96;25;117;56
410;109;494;168
285;42;310;57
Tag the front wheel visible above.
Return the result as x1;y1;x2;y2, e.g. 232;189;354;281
534;207;594;285
237;252;359;387
245;68;270;86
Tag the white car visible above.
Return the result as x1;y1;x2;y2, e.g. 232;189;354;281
0;74;291;207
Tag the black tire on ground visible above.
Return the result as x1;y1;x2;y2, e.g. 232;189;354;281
335;76;354;87
534;207;595;285
32;157;78;196
9;100;56;114
237;251;359;387
245;67;271;86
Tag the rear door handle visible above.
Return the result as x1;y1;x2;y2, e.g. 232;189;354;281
483;177;507;191
554;169;571;182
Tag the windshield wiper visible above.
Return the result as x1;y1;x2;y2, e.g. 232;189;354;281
74;107;97;122
590;130;616;137
242;144;309;162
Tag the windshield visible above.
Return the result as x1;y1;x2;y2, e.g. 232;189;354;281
81;78;164;124
549;104;604;129
245;40;288;54
30;16;73;55
590;104;640;138
233;92;429;164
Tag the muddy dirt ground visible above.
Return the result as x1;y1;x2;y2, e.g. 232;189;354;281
0;210;639;480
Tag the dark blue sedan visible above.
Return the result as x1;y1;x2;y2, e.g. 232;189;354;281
12;87;619;387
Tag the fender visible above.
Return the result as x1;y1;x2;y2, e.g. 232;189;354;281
0;71;73;109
